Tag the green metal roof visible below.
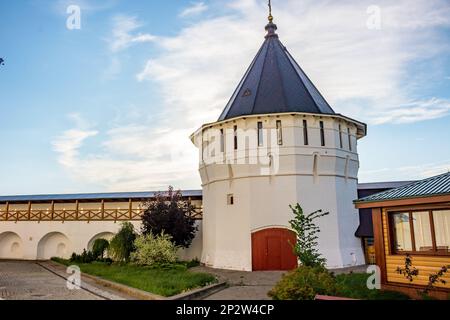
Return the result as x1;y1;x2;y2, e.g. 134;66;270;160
356;172;450;203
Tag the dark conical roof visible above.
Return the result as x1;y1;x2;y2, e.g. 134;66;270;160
218;21;335;121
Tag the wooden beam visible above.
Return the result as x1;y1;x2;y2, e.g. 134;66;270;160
75;200;79;220
129;199;132;219
51;201;55;220
355;195;450;209
409;212;416;252
27;201;31;220
5;201;9;221
101;199;105;220
372;208;387;284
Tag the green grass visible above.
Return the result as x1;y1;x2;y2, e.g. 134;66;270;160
51;258;216;297
335;272;410;300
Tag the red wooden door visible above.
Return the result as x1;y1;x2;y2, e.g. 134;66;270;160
252;228;298;271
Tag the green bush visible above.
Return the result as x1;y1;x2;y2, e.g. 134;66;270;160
92;239;109;259
109;222;137;263
185;258;200;269
269;266;337;300
70;249;95;263
131;232;178;266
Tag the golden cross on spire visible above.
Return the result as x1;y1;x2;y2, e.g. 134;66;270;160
268;0;273;23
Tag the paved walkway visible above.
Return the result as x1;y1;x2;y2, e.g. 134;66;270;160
0;261;103;300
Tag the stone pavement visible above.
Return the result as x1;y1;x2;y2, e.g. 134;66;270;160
0;261;110;300
192;264;370;300
191;266;285;300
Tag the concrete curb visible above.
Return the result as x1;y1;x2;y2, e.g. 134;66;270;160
168;282;228;300
41;261;226;301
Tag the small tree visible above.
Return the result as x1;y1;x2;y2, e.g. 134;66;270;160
92;239;109;260
141;186;197;248
289;203;329;268
397;254;449;298
109;222;137;263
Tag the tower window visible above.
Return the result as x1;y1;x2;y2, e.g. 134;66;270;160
257;122;263;147
234;125;238;150
320;121;325;146
276;120;283;145
347;128;352;151
220;129;224;153
339;124;343;149
303;120;309;146
227;194;234;205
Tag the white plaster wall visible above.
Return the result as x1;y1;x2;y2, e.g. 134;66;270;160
0;220;203;262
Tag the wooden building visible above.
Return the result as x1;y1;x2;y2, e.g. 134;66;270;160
355;172;450;299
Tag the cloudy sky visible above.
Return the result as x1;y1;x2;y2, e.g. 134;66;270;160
1;0;450;195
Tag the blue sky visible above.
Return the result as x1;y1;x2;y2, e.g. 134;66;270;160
0;0;450;195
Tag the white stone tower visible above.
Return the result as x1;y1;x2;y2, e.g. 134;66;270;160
191;11;367;271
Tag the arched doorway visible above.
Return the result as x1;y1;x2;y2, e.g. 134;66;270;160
252;228;297;271
37;232;72;260
0;232;24;260
87;232;115;251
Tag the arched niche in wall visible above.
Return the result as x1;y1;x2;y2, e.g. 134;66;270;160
37;232;72;260
0;232;24;260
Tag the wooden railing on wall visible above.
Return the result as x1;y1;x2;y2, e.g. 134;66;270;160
0;207;203;222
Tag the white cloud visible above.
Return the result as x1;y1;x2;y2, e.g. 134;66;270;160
370;98;450;124
52;114;98;169
179;2;208;18
109;15;157;53
360;160;450;182
54;0;450;190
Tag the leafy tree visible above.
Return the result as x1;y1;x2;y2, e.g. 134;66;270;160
141;186;197;248
109;222;137;263
92;238;110;260
289;203;329;268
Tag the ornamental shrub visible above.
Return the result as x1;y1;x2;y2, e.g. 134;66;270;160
268;266;337;300
131;232;178;266
109;222;137;263
92;239;109;260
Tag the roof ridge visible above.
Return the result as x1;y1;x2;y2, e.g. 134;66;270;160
357;171;450;203
250;37;272;115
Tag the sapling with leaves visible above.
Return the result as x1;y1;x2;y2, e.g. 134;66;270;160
289;203;329;268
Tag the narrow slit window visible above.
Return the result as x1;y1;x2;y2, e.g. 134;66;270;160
276;120;283;145
347;128;352;151
257;122;263;147
234;125;238;150
339;124;343;149
220;129;224;153
320;121;325;146
303;120;309;146
227;194;234;205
